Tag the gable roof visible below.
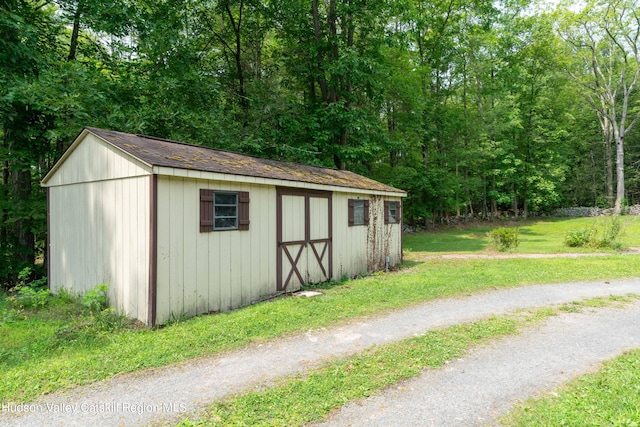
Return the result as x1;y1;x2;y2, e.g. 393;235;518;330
45;127;406;195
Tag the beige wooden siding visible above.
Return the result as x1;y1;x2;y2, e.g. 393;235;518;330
46;133;151;186
367;195;403;271
155;176;276;324
332;193;368;278
332;193;403;279
48;175;150;322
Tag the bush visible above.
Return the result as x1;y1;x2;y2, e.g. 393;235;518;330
564;216;628;250
82;283;109;312
564;229;592;247
488;227;520;252
7;267;50;309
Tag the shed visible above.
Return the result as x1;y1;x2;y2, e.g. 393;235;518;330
42;127;407;326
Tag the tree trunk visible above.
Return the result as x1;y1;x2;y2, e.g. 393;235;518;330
67;2;83;61
11;168;35;269
597;111;614;206
225;1;249;125
614;133;625;214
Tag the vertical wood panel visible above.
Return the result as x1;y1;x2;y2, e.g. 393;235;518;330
113;179;123;309
266;189;276;293
195;183;210;315
105;178;117;294
228;182;243;309
144;176;154;324
183;179;198;317
238;185;250;305
207;211;221;313
309;197;329;240
169;177;185;318
155;177;171;324
121;178;132;314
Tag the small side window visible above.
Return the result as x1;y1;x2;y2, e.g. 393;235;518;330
214;192;238;230
200;189;250;232
384;201;401;224
348;199;370;226
388;201;398;224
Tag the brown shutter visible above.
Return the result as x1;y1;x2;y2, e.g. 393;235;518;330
238;191;250;230
397;201;402;223
200;189;214;232
348;199;355;226
364;200;370;225
384;201;390;224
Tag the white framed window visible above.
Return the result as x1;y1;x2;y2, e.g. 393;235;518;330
214;192;238;230
200;189;250;232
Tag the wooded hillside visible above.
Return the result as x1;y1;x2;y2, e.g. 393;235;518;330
2;0;639;284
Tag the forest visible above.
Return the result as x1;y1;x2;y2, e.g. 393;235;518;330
1;0;640;284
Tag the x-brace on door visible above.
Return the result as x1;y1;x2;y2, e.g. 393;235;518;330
276;188;332;292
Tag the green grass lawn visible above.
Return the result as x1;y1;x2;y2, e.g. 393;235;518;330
1;217;639;408
404;216;640;254
502;348;640;426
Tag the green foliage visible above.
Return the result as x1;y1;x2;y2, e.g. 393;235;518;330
81;283;109;312
488;227;520;252
3;0;640;293
596;195;612;208
6;267;50;309
564;216;628;250
563;228;592;247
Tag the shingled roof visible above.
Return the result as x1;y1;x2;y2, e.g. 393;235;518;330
85;127;405;194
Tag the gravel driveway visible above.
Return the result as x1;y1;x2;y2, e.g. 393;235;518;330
317;300;640;426
1;279;639;427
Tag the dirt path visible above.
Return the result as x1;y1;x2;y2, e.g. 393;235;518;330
410;249;640;261
1;279;639;427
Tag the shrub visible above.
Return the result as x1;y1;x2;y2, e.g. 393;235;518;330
82;283;109;312
564;216;628;250
564;229;592;247
488;227;520;252
7;267;50;309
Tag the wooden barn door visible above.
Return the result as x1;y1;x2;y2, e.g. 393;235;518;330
277;188;332;292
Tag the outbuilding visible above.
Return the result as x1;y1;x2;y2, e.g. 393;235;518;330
42;127;406;326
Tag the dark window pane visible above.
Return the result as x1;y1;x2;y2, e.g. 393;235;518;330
215;217;237;229
353;200;365;225
389;201;397;223
214;191;238;230
215;206;237;217
215;193;237;205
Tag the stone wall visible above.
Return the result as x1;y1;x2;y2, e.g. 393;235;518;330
551;205;640;217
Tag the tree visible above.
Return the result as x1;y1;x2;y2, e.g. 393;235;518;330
558;0;640;214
